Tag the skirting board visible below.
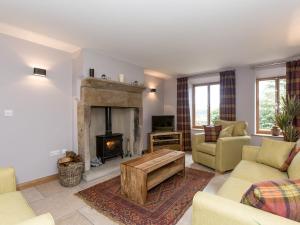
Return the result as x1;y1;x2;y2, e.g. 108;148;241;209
17;174;58;190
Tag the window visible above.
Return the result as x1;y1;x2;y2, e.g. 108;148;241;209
193;83;220;128
256;77;286;134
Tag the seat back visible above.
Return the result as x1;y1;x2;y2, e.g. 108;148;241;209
214;120;248;136
288;151;300;179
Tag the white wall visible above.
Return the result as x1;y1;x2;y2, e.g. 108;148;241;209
235;67;256;135
0;34;73;183
163;77;177;120
143;75;165;149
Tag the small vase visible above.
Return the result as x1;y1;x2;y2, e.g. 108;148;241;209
271;126;280;136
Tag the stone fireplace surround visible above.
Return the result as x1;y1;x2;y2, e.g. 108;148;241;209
77;78;145;172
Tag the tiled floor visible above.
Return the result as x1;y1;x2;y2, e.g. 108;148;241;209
21;152;230;225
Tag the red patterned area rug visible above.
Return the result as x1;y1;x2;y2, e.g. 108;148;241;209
76;168;214;225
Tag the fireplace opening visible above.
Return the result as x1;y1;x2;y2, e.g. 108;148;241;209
96;107;123;164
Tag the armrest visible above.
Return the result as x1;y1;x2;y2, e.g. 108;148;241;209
215;136;251;172
16;213;55;225
242;145;260;162
0;167;16;194
192;192;299;225
192;133;205;148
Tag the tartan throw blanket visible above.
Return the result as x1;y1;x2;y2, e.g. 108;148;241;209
241;179;300;222
204;125;222;142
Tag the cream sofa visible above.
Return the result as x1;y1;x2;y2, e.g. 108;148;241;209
0;168;55;225
192;120;250;173
192;145;300;225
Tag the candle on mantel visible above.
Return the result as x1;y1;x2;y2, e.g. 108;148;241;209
119;74;124;82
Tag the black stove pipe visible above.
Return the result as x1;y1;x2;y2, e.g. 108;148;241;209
105;107;112;135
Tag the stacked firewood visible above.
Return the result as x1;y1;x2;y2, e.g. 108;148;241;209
58;151;82;167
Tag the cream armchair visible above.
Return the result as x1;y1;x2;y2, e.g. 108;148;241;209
192;120;250;173
0;168;55;225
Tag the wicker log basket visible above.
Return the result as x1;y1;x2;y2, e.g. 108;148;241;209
57;151;84;187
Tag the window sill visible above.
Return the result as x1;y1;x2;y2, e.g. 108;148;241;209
192;128;204;131
251;133;284;139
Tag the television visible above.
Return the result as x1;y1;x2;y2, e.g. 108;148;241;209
152;115;175;132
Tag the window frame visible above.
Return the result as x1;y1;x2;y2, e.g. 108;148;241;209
255;76;286;134
192;82;220;129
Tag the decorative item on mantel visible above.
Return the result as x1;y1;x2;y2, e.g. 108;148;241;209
89;68;95;77
132;80;139;86
101;74;107;79
119;73;125;82
57;151;83;187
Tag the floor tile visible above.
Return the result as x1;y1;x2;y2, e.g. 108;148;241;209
21;187;44;203
35;180;81;198
79;206;118;225
29;190;86;220
56;211;93;225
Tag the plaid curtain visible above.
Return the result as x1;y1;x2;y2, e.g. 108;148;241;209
220;70;236;121
286;60;300;130
177;77;191;151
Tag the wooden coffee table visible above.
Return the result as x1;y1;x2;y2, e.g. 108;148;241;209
120;149;185;204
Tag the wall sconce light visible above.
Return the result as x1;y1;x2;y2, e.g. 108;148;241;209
33;67;46;77
150;88;157;93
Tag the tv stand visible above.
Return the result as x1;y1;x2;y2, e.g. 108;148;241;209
149;131;183;152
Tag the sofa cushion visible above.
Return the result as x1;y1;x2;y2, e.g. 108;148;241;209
196;143;216;156
231;160;288;183
241;179;300;222
256;138;295;170
215;120;247;136
0;191;35;225
217;177;253;202
288;150;300;179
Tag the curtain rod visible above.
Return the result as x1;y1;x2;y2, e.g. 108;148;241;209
181;67;235;79
252;55;300;69
179;54;300;78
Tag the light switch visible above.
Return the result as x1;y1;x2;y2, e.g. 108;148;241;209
4;110;13;117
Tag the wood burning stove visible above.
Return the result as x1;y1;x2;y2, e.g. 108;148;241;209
96;107;123;163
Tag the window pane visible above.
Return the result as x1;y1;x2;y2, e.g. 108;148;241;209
279;78;286;111
210;84;220;125
194;85;208;126
258;80;276;130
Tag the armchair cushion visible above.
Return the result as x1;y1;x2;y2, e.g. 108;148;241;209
231;160;288;183
203;125;222;142
195;143;216;156
0;191;35;225
0;168;16;194
215;120;248;136
256;139;295;170
219;125;234;138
